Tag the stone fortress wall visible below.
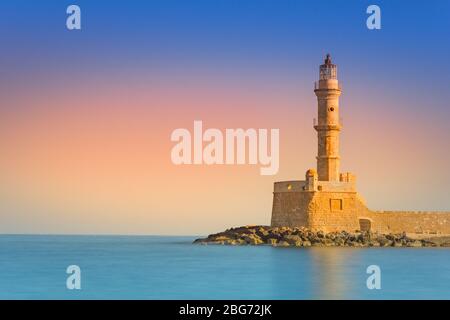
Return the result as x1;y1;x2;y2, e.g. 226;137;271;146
271;172;450;235
367;211;450;234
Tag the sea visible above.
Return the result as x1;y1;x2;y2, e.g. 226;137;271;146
0;235;449;299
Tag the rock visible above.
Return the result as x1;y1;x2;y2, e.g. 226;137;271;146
407;240;422;247
348;241;361;247
422;241;436;247
357;232;371;243
369;241;380;247
193;226;450;248
274;241;290;247
214;236;232;242
382;240;393;247
283;235;302;245
257;229;270;238
302;240;311;247
377;236;390;247
248;237;264;245
310;236;320;244
293;241;303;247
321;238;334;246
242;234;260;244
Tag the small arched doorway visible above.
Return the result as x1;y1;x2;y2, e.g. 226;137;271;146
359;218;372;232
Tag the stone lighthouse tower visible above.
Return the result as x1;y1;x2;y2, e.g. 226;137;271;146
314;54;342;181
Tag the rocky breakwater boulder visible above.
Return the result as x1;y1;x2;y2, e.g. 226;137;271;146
193;226;441;248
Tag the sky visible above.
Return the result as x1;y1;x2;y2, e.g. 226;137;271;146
0;0;449;235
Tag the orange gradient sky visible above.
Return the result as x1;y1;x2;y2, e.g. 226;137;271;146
1;66;450;235
1;1;449;235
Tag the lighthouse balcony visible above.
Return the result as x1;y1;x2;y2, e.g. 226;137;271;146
314;81;342;91
313;118;343;130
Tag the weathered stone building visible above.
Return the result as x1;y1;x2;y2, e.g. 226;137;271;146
271;55;450;235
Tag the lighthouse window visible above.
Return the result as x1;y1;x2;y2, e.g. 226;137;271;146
330;199;343;211
329;107;335;112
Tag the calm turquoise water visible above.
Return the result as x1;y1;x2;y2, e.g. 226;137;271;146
0;235;449;299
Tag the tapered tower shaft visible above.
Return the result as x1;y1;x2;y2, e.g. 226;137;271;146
314;54;342;181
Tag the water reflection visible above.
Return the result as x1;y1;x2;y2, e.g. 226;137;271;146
308;248;358;299
269;247;360;299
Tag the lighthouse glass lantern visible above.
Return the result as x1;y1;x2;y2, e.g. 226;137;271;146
319;54;337;80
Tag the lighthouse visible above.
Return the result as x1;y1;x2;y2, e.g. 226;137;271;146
314;54;342;181
270;54;450;234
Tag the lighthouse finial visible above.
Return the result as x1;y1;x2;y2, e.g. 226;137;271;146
325;53;332;65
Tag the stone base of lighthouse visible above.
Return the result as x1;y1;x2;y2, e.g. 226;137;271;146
271;170;450;235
